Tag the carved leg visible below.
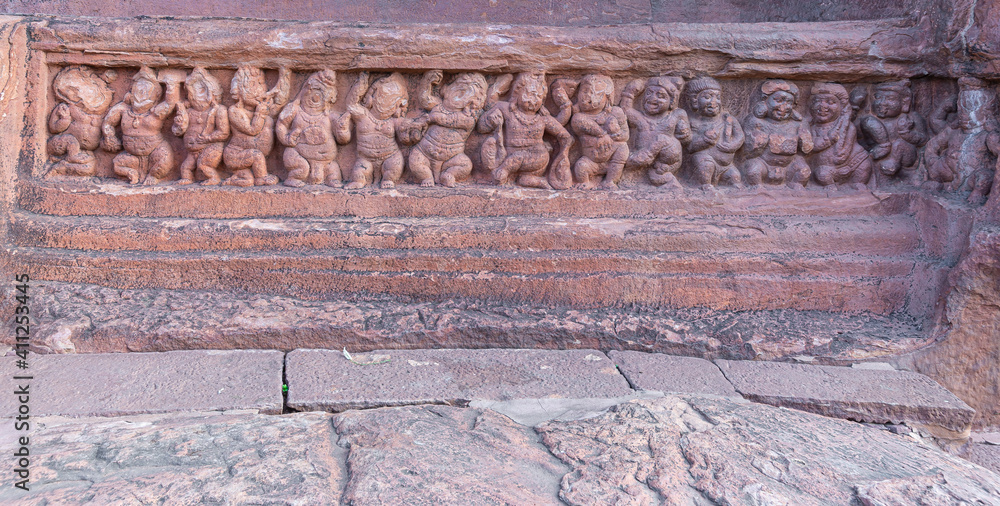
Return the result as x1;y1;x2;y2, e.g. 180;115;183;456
177;153;197;185
380;151;405;189
345;158;374;189
324;160;343;187
692;152;717;188
743;158;766;188
198;143;224;186
493;151;525;186
599;143;628;190
143;142;175;185
968;170;993;205
251;151;278;186
222;147;255;187
813;165;837;186
847;156;873;189
408;146;435;187
719;165;742;188
283;147;309;187
787;156;811;188
112;152;142;184
573;156;601;189
440;154;473;188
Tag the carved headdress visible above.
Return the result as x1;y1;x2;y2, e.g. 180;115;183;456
185;67;223;104
296;69;338;109
684;76;720;111
873;80;913;113
753;79;802;121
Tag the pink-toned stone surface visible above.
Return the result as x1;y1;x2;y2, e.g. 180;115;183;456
0;350;284;416
286;348;631;412
0;411;345;504
962;442;1000;476
715;359;975;433
536;395;1000;505
334;404;567;504
609;350;738;397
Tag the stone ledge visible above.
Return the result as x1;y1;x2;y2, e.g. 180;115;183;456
285;348;632;412
609;350;738;397
0;350;284;417
715;359;976;434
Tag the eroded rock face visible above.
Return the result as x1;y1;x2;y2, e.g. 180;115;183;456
0;411;345;504
536;396;1000;505
334;404;567;505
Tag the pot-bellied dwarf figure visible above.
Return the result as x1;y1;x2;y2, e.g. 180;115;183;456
408;70;488;188
101;66;181;185
620;75;691;188
682;76;744;189
223;65;291;187
856;80;928;186
807;83;872;189
477;72;574;189
46;66;116;178
742;79;813;188
339;72;421;189
173;67;230;185
570;74;629;190
925;77;1000;205
276;70;348;187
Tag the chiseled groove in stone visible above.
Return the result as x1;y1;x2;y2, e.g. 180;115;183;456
714;359;976;434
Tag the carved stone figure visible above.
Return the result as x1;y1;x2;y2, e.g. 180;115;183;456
568;74;629;190
477;72;573;189
807;83;872;188
276;70;346;187
925;77;1000;205
407;70;488;187
338;72;417;189
621;76;691;188
46;66;116;178
682;76;744;189
223;65;291;187
101;66;181;185
857;80;928;185
742;80;813;188
172;67;229;185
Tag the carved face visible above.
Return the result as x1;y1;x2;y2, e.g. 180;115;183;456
513;74;546;113
53;67;114;115
303;82;328;112
188;78;213;110
693;89;720;117
129;78;160;113
231;72;266;107
370;80;407;120
643;85;673;115
766;90;796;121
872;90;902;119
809;93;842;124
577;77;612;114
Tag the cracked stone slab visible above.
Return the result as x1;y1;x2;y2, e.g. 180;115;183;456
0;411;344;504
609;350;738;397
286;348;632;412
536;395;1000;505
715;359;975;433
335;404;567;504
0;350;284;417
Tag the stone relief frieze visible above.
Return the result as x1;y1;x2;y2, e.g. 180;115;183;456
42;65;1000;205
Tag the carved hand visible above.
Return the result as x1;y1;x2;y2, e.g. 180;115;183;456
897;114;914;134
596;134;614;159
348;104;367;119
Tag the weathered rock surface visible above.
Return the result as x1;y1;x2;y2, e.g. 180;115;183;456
286;348;631;412
334;404;567;505
0;411;345;504
609;350;738;397
961;442;1000;476
536;396;1000;505
715;359;975;434
0;350;284;417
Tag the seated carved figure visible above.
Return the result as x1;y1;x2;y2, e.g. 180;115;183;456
276;70;346;188
101;66;181;185
173;67;230;186
223;65;290;187
620;76;691;188
682;76;744;188
477;72;573;189
742;80;813;188
570;74;629;190
46;66;116;178
408;70;488;187
339;72;417;189
925;77;1000;205
857;80;928;186
807;83;872;188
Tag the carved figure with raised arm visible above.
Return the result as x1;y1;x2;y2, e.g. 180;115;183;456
807;83;872;188
46;66;116;178
682;76;744;189
620;75;691;188
173;67;229;185
742;80;813;188
276;70;347;187
223;65;291;187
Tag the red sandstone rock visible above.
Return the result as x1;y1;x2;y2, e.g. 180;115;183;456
0;411;345;504
609;350;738;397
334;404;567;504
286;348;632;412
0;350;284;416
715;359;975;434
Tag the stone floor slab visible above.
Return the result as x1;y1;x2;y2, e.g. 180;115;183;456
609;350;738;397
1;350;284;417
715;359;975;433
286;348;632;412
